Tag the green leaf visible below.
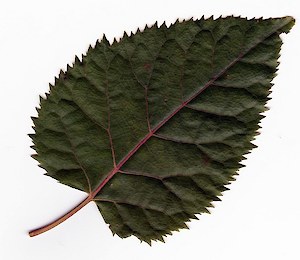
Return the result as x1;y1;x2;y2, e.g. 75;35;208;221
30;16;294;244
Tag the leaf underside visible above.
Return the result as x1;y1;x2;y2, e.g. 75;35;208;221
31;16;294;244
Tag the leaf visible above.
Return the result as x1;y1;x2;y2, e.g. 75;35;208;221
30;16;294;244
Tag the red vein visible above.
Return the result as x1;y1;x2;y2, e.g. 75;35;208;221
119;169;163;181
179;65;185;102
153;133;194;145
145;86;151;132
60;115;92;193
128;65;151;132
107;130;117;168
105;79;117;168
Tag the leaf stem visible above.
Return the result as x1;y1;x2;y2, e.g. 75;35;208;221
29;195;93;237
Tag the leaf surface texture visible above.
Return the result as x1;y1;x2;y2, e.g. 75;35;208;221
31;16;294;243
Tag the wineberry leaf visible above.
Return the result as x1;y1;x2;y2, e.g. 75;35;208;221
30;16;294;244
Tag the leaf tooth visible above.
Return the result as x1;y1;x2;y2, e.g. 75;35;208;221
207;202;214;209
250;142;258;149
28;133;35;139
35;107;41;114
173;222;188;232
102;34;110;46
238;162;246;168
49;83;54;91
229;175;236;182
122;31;129;39
190;214;198;220
212;196;222;202
153;21;158;29
92;40;98;49
66;64;72;72
44;171;51;176
31;154;38;160
258;16;264;22
74;55;81;65
266;94;272;100
157;235;165;243
82;53;87;63
87;44;93;52
263;105;270;112
54;76;59;85
39;95;45;103
60;69;68;81
182;222;189;229
160;21;167;29
221;186;230;192
208;15;214;21
252;131;260;138
165;230;172;236
95;38;101;48
144;239;152;246
111;37;118;45
239;155;247;160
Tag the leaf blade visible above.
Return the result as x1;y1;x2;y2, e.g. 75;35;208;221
31;16;294;243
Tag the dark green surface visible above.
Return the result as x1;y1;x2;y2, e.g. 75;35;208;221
31;16;294;244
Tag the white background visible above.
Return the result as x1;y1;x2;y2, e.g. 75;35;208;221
0;0;299;259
